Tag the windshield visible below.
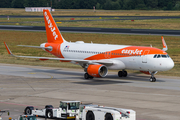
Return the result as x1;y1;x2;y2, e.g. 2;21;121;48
153;54;170;58
60;102;67;109
68;102;80;110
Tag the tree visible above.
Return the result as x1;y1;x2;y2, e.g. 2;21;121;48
174;1;180;10
96;2;101;9
145;0;158;9
11;0;25;8
0;0;12;8
123;0;136;10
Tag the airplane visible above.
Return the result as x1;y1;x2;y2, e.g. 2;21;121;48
4;9;174;82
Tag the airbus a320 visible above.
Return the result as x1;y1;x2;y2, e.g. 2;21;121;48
4;9;174;82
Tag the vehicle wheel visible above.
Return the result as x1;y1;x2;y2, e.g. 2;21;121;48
24;106;34;115
118;71;123;77
86;111;94;120
105;113;113;120
84;73;89;79
45;105;53;109
123;71;127;77
46;110;53;119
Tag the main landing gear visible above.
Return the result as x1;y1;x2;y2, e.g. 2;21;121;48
84;73;94;79
149;71;157;82
118;70;127;77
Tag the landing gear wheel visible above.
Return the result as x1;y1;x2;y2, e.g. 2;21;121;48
118;71;123;77
123;71;127;77
84;73;93;79
84;73;89;79
150;77;156;82
89;76;94;79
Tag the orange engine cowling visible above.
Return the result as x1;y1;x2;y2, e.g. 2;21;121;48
87;64;108;78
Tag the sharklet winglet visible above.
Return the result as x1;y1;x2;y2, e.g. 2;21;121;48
4;42;14;56
161;36;168;51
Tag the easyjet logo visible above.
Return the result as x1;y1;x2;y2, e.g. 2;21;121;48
44;12;58;40
121;49;143;55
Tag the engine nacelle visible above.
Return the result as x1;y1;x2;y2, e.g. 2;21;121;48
87;64;108;78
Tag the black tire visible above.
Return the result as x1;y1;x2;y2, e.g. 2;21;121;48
84;73;89;79
89;75;94;79
123;71;127;77
118;71;123;77
86;111;95;120
24;106;34;115
45;105;53;109
150;77;156;82
46;110;53;119
105;113;113;120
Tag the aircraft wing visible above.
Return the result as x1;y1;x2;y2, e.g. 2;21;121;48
4;42;113;65
17;45;52;51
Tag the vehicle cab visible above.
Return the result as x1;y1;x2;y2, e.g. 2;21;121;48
59;101;80;119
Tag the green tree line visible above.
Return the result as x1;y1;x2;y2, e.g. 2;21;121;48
1;0;180;10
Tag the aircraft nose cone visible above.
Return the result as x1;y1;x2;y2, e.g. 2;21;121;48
166;59;174;70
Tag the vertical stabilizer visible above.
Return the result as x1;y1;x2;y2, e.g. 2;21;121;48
43;9;66;43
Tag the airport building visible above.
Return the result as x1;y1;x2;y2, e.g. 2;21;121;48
25;7;55;12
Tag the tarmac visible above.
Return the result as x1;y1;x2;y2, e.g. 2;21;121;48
0;63;180;120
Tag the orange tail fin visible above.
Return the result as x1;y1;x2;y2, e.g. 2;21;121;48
43;9;66;44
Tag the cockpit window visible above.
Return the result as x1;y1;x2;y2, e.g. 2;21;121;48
161;55;167;58
157;55;161;58
153;54;170;58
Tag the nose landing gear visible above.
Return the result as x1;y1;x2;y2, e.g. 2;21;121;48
149;71;158;82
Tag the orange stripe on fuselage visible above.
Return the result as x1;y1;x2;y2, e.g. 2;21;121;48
85;46;167;60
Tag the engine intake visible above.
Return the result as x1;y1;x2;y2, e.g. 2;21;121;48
87;64;108;78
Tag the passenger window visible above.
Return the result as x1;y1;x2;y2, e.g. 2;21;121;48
167;54;170;58
153;54;157;58
157;55;161;58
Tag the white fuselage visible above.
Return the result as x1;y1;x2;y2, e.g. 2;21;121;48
52;41;174;72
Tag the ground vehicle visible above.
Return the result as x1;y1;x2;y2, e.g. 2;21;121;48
24;101;136;120
24;101;80;119
18;115;37;120
79;104;135;120
0;110;10;120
